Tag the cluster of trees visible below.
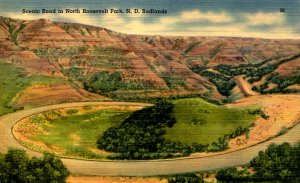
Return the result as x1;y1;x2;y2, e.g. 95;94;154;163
214;54;288;77
252;72;300;94
216;167;252;182
86;71;123;92
268;73;300;89
98;101;253;159
216;142;300;182
247;108;269;119
82;71;151;94
98;101;219;159
215;63;256;77
97;101;180;159
247;76;262;84
158;140;208;156
196;70;236;96
163;76;187;89
0;149;69;183
190;65;207;73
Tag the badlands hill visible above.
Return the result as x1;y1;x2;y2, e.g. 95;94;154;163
0;16;299;106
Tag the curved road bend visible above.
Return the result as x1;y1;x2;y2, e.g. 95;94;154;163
0;102;299;176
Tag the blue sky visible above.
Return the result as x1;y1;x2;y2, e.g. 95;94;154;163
1;0;300;38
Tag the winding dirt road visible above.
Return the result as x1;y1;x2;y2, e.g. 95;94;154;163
0;101;300;176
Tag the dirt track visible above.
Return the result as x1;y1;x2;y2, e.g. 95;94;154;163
234;75;259;96
0;100;300;176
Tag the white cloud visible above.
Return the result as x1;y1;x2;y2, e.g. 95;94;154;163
96;14;171;35
184;24;298;39
244;12;285;25
180;10;233;23
160;16;178;24
58;8;99;26
123;20;171;34
160;9;233;24
99;13;126;26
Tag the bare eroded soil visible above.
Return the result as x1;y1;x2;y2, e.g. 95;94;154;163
227;94;300;150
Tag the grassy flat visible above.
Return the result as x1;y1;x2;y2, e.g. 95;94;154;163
33;109;132;159
165;98;258;145
18;98;258;159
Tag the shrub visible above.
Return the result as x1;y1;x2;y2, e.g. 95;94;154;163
62;25;70;30
29;115;46;123
66;109;79;115
82;105;93;110
88;71;123;93
163;76;186;89
276;127;289;136
260;112;269;120
216;167;251;182
168;174;204;183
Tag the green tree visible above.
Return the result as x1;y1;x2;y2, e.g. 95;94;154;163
250;142;299;181
0;154;9;183
5;149;29;182
0;148;69;183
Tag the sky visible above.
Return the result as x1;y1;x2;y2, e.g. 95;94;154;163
0;0;300;39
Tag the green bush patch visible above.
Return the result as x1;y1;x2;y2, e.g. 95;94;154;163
65;109;79;115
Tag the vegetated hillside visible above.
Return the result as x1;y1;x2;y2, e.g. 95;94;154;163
0;62;108;114
165;98;257;145
0;16;299;103
0;63;63;115
97;99;260;159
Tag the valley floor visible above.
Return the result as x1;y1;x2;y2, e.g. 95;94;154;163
0;94;299;176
